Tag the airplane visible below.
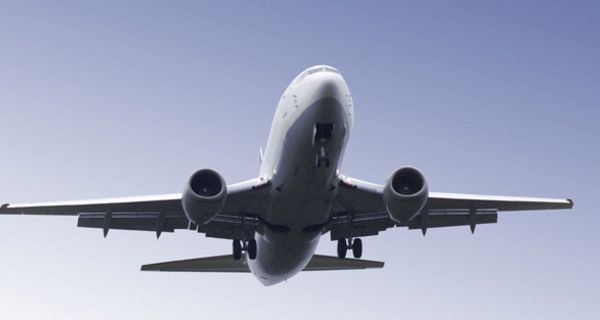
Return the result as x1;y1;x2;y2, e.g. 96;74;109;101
0;65;573;286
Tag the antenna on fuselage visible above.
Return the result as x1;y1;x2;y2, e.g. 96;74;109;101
259;147;264;165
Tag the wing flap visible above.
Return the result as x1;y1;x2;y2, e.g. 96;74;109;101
77;213;190;233
406;210;498;230
329;209;498;239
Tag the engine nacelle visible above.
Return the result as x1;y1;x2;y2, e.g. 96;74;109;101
182;169;227;225
383;167;428;224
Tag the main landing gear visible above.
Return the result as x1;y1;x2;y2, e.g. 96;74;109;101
232;239;257;261
337;238;362;259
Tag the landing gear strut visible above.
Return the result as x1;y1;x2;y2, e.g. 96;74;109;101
352;238;362;258
232;239;257;261
337;238;347;258
337;238;363;259
247;239;257;260
315;146;330;168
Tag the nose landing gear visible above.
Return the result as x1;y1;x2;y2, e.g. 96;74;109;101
315;146;330;168
314;123;333;168
232;239;257;260
336;238;363;259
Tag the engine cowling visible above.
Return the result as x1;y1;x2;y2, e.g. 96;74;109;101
383;167;428;224
182;169;227;225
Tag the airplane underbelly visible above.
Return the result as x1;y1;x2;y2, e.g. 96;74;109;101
249;97;348;285
266;97;347;226
248;231;319;286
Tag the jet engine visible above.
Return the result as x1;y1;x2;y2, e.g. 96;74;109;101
383;167;428;224
182;169;227;225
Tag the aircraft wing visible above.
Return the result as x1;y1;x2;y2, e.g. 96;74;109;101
0;178;270;240
330;175;573;238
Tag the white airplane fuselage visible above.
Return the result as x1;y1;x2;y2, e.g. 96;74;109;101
0;65;574;287
248;65;353;285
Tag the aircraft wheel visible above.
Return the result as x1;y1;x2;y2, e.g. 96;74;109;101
352;238;362;258
337;238;347;258
247;239;257;260
233;240;242;260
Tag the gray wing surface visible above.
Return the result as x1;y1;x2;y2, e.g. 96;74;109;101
330;175;573;239
0;178;270;240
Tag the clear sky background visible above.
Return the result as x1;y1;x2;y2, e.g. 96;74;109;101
0;1;598;319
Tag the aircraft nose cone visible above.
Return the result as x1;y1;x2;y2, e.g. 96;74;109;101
314;73;344;100
318;77;340;98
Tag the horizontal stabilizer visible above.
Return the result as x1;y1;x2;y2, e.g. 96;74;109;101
304;254;384;271
141;254;384;273
141;255;250;273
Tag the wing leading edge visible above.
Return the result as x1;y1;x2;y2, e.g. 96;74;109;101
330;175;573;239
0;178;271;240
427;192;573;211
1;174;574;239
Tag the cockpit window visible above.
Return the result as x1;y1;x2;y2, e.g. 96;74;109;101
295;66;340;84
307;67;323;75
325;67;340;74
306;66;340;76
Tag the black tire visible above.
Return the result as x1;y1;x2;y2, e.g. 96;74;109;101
247;239;257;260
337;238;347;259
233;240;242;260
352;238;363;258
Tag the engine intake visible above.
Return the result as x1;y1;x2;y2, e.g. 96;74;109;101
182;169;227;225
383;167;428;223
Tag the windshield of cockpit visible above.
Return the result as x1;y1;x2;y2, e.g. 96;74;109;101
295;66;340;84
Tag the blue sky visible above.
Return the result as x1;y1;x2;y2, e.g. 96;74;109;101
0;1;598;319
